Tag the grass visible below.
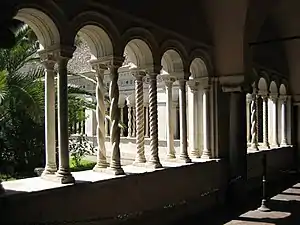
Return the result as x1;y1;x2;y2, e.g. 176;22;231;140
70;159;96;172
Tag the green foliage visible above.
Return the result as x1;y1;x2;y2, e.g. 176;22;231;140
69;134;95;167
70;159;96;172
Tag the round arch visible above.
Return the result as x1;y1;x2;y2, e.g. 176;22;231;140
121;27;159;67
258;77;268;92
269;81;278;93
14;8;61;49
124;39;154;69
189;57;208;79
161;49;184;76
279;84;287;95
70;11;122;58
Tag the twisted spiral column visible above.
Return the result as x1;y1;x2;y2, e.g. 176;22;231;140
93;65;108;170
250;94;259;150
145;104;149;137
147;73;162;168
262;95;270;149
179;79;191;163
133;72;146;164
132;107;136;137
127;105;132;137
108;65;124;175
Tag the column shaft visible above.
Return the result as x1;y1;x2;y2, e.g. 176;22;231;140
93;66;108;170
250;94;259;150
127;106;132;137
145;105;149;137
148;74;162;168
42;60;57;175
189;84;199;158
281;96;287;146
132;107;136;137
179;79;191;163
109;66;124;174
246;95;252;144
201;87;212;159
271;96;279;146
120;106;124;137
165;80;176;159
134;74;146;163
57;57;74;183
262;95;270;148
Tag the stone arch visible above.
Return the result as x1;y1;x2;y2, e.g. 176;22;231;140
258;77;268;95
189;48;213;77
279;84;287;95
124;39;154;69
161;49;184;76
70;11;122;58
121;27;159;67
269;81;278;94
14;7;61;49
160;39;189;71
189;58;209;79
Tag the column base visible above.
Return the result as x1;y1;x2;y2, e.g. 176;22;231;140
191;150;201;158
106;167;125;175
249;144;259;150
56;170;75;184
261;143;270;149
201;153;212;160
166;153;176;160
178;156;192;163
146;161;163;169
132;161;147;167
93;162;109;172
42;165;57;176
280;142;288;147
41;172;75;184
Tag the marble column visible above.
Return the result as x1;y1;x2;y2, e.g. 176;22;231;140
246;94;252;144
56;57;74;183
92;62;108;170
119;105;124;137
270;94;279;147
163;76;176;159
178;78;191;163
145;104;149;137
105;107;109;137
201;86;212;159
108;62;124;175
133;70;146;164
132;107;136;137
147;71;162;168
250;93;259;150
188;81;200;158
127;105;133;137
280;95;288;146
42;59;57;176
262;94;270;148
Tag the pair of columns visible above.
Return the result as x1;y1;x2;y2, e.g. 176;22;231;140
247;93;288;150
41;50;75;184
163;76;212;161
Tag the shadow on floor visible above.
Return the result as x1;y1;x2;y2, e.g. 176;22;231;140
172;172;300;225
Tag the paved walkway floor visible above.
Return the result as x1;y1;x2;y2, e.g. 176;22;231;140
171;173;300;225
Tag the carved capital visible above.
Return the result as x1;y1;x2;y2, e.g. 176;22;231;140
269;94;278;102
161;74;176;87
130;69;146;80
219;73;245;93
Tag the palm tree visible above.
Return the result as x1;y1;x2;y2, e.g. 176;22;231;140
0;24;95;176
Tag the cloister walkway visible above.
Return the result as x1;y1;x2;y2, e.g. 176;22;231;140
171;173;300;225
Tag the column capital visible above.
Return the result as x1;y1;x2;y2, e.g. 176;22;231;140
130;68;146;80
161;74;176;87
269;94;278;102
38;50;56;70
279;94;287;102
144;65;162;76
91;56;124;71
258;91;269;98
219;73;246;93
187;80;199;92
